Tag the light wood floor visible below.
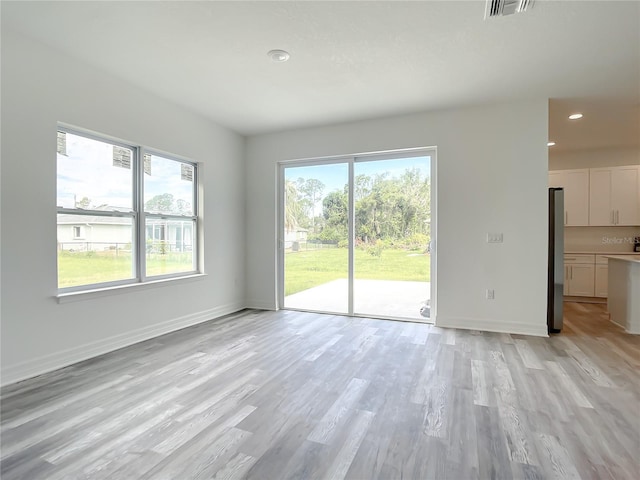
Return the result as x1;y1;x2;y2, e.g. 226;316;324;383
1;303;639;479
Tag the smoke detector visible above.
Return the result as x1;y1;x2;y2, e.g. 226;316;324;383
485;0;534;18
268;50;290;63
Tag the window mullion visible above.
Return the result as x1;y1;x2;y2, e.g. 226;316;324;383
137;147;146;282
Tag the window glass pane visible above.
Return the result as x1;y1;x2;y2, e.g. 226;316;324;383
283;163;349;314
57;214;134;287
146;218;195;276
57;132;133;211
144;155;194;215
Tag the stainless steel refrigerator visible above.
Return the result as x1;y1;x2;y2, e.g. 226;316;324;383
548;188;564;333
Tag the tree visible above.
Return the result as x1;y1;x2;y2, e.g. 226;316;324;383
284;180;302;233
175;198;192;215
299;178;325;233
145;193;175;213
145;193;192;215
322;190;348;241
355;174;371;201
75;196;91;209
353;168;430;245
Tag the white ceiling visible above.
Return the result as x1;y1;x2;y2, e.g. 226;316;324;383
3;0;639;150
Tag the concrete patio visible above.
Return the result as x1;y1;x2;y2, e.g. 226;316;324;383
284;278;431;321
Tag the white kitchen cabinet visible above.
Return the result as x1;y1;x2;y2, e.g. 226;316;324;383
595;264;608;298
548;169;590;226
589;165;640;226
567;264;595;296
564;254;595;297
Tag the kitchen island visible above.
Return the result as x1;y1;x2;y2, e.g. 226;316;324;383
606;255;640;334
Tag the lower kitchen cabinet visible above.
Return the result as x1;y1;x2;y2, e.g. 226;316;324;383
566;263;595;296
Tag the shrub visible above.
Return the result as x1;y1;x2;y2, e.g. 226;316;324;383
403;233;430;251
366;239;384;258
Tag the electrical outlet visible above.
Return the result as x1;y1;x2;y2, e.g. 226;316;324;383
487;233;504;243
486;289;495;300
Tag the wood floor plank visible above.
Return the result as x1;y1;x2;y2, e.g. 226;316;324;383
304;334;343;362
514;339;545;370
307;377;370;445
1;304;638;480
471;359;493;407
536;433;582;480
212;452;258;480
544;360;594;409
0;406;103;460
321;409;374;480
445;386;479;478
1;374;132;430
475;405;512;480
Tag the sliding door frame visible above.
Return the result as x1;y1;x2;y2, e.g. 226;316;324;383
277;147;437;323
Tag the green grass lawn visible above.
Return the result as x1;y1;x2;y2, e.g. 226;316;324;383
59;247;429;294
285;248;430;296
57;251;193;288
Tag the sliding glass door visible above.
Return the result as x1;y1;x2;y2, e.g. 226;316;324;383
354;155;431;321
282;163;349;314
280;150;434;322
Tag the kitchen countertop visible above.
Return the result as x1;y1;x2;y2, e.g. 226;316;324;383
604;255;640;265
565;251;640;255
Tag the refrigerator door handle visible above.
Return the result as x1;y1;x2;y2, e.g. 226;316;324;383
611;210;614;224
565;211;568;225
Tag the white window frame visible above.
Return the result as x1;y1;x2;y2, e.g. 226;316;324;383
57;126;200;294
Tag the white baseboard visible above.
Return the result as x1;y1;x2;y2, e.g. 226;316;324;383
435;316;548;337
244;299;277;311
1;302;244;387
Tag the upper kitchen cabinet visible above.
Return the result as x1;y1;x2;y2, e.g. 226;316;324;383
589;166;640;226
548;169;590;226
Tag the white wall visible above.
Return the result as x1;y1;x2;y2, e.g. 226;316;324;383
549;146;640;170
245;100;550;336
0;29;246;385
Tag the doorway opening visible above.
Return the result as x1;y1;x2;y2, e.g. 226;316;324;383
278;149;436;322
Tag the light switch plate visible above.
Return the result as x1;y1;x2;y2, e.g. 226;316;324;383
487;233;503;243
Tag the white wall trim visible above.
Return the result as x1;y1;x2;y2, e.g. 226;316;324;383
0;302;244;387
244;299;277;311
435;316;548;337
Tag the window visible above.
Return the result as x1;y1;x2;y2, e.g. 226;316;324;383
56;128;198;291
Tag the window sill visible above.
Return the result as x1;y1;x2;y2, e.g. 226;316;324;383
56;273;207;304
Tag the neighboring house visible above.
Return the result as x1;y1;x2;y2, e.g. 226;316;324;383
284;227;308;250
57;214;193;253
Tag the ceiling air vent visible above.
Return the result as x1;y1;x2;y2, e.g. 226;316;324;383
485;0;534;18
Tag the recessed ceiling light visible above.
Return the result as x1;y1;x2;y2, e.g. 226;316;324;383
568;113;583;120
268;49;290;62
547;142;556;147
